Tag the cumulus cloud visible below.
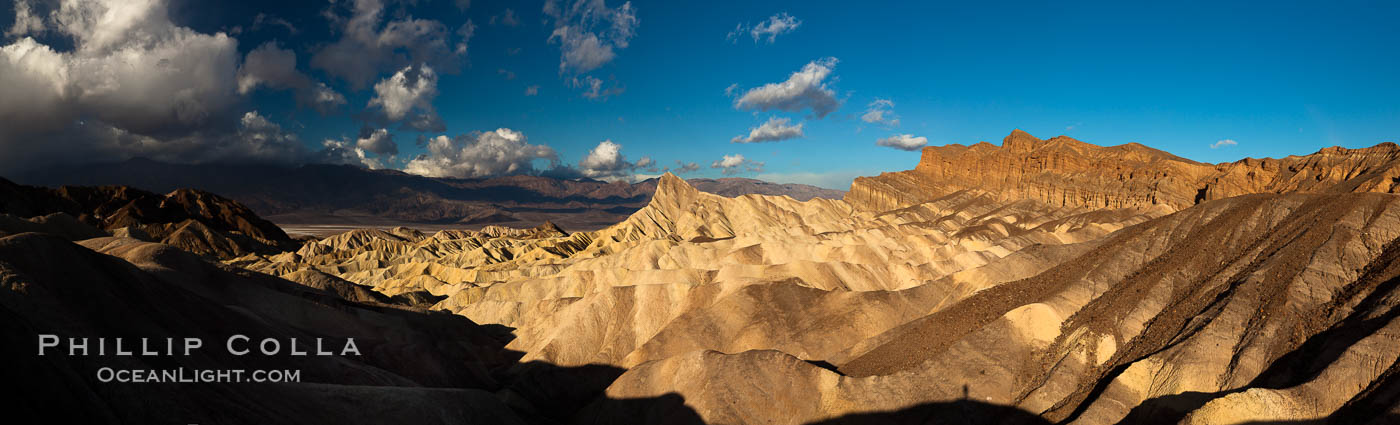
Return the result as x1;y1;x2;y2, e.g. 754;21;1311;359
316;138;387;169
711;154;765;175
367;64;444;132
860;99;899;127
26;110;312;170
312;0;468;89
5;0;46;37
876;134;928;151
354;128;398;158
1211;139;1238;149
544;0;638;74
238;43;299;94
732;116;804;143
577;140;640;180
225;111;314;162
403;128;558;178
237;42;346;114
727;13;801;44
524;85;540;96
734;57;840;119
0;0;299;172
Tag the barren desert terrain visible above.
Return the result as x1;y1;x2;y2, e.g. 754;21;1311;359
4;131;1400;424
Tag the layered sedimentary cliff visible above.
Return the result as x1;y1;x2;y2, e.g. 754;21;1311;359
847;129;1400;212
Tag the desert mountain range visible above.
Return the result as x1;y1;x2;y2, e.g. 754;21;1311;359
17;159;844;232
3;130;1399;424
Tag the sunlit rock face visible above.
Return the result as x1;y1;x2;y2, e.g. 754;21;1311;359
848;129;1400;212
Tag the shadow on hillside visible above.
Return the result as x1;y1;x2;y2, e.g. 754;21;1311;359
803;399;1053;425
1117;268;1400;425
4;230;1398;425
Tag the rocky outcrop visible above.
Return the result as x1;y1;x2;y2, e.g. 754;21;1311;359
0;177;296;257
847;129;1400;212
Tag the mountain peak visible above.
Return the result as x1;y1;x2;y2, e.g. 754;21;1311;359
1002;129;1042;152
653;172;700;207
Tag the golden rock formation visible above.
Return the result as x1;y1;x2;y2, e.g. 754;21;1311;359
847;129;1400;211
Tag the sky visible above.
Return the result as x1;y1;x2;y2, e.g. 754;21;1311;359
1;0;1397;189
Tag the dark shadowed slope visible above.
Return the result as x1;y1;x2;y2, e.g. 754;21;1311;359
0;231;712;425
0;177;295;257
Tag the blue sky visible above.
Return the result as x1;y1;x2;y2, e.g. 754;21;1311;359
2;0;1397;189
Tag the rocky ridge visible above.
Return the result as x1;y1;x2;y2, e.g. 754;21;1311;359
847;129;1400;212
0;178;296;257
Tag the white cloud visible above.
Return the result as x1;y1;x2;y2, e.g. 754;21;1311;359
311;82;348;110
860;98;899;127
368;64;443;132
732;116;804;143
0;0;291;172
237;42;346;114
544;0;638;74
316;138;386;169
876;134;928;151
355;128;398;157
227;111;310;162
524;85;540;96
311;0;466;89
1211;139;1238;149
403;128;558;178
711;154;765;175
734;58;840;119
714;154;745;169
578;140;640;180
728;13;801;44
5;0;46;37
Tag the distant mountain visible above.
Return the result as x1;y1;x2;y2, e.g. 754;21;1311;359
671;177;845;201
15;159;844;231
